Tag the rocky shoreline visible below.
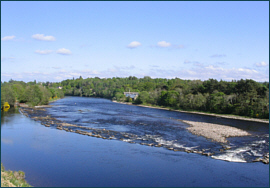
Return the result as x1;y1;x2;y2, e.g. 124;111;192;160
19;105;269;164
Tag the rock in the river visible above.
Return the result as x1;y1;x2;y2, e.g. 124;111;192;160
223;146;231;150
96;134;102;138
262;153;269;164
253;158;262;162
202;152;212;156
56;126;63;130
253;156;269;164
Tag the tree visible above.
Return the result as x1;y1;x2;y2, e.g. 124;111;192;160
31;76;268;120
137;91;149;104
115;92;126;102
1;85;16;107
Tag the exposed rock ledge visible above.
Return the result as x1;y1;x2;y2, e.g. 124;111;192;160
183;120;251;143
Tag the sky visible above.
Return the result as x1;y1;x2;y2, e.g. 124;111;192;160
1;1;269;83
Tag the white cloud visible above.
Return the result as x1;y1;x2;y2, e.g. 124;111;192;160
153;42;183;49
127;41;141;49
1;69;101;82
35;50;53;55
157;41;171;47
187;70;197;75
56;48;72;55
146;64;268;82
1;36;15;41
1;62;268;83
256;61;268;67
196;66;262;80
32;34;56;41
2;65;268;83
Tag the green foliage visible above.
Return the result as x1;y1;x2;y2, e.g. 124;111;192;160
115;92;126;102
1;80;64;109
2;77;268;119
125;96;133;102
158;90;179;107
138;91;150;104
1;84;16;107
58;76;268;119
1;163;32;187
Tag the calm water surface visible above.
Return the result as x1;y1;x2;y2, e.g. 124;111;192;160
1;97;269;187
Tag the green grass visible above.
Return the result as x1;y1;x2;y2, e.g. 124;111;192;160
133;102;269;121
1;163;32;187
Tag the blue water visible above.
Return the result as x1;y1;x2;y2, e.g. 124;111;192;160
1;97;269;187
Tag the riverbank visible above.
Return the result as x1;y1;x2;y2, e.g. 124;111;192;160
17;98;62;108
112;101;269;124
1;163;31;187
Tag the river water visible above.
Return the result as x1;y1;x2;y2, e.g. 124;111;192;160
1;97;269;187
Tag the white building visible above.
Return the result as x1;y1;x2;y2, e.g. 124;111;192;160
124;92;139;100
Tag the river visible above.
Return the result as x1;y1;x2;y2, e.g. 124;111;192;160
1;97;269;187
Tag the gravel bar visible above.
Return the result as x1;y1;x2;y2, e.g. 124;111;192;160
183;120;251;143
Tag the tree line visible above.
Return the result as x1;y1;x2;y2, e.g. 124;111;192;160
1;76;269;119
1;79;64;108
53;76;268;119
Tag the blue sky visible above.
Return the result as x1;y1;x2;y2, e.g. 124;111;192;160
1;1;269;82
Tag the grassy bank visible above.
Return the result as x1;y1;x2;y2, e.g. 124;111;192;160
1;163;31;187
113;101;269;124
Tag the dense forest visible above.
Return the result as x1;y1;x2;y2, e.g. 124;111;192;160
1;80;64;108
1;76;269;119
57;76;268;119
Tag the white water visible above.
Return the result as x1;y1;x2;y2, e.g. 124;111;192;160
212;138;268;163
